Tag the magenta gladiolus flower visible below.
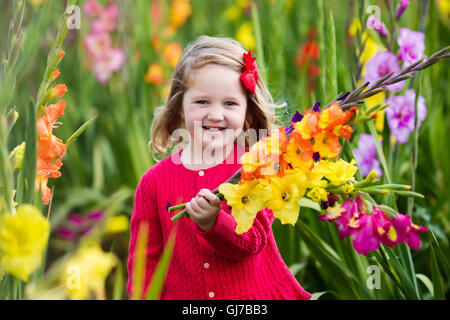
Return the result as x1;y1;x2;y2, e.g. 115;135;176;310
385;89;427;144
353;134;383;178
367;16;388;37
350;213;382;256
397;28;425;67
364;51;404;92
391;213;428;250
396;0;411;20
319;196;428;254
372;208;402;248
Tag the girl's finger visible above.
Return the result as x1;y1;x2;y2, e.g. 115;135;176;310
190;199;204;214
202;191;221;207
195;196;209;210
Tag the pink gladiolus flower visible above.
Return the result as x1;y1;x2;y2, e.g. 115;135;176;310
92;3;119;34
93;48;125;85
353;134;383;178
83;0;103;17
367;16;388;37
396;0;410;20
385;89;427;144
84;32;112;59
364;51;404;92
397;28;425;67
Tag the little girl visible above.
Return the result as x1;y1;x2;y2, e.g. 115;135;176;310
127;35;311;300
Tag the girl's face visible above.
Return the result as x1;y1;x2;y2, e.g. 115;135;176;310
181;63;248;155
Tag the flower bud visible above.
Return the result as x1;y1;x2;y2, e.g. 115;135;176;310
9;142;26;171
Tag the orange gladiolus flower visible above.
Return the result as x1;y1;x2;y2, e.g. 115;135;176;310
240;128;289;180
163;42;182;68
144;63;164;85
284;131;314;169
36;100;67;205
53;69;61;81
312;130;341;159
293;110;319;140
169;0;192;30
319;102;353;131
51;84;68;99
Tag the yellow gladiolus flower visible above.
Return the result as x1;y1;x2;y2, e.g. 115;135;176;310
105;215;129;234
225;5;242;22
307;187;328;202
266;171;307;226
236;21;255;51
323;159;358;186
62;244;117;300
0;204;50;282
219;180;269;234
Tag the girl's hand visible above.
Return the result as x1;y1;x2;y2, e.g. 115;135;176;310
185;188;221;231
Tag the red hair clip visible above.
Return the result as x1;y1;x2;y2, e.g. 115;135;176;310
240;50;259;93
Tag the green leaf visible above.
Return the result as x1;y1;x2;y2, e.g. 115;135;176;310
289;263;306;277
251;1;266;82
298;197;321;212
112;263;124;300
295;220;366;299
65;115;98;147
310;291;328;300
326;10;337;102
430;235;445;300
416;273;434;298
16;100;37;205
146;228;176;300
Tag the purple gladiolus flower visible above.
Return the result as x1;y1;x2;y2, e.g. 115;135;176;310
312;152;320;162
286;110;304;135
397;28;425;67
367;16;388;37
396;0;410;20
353;134;383;178
311;101;321;112
385;89;427;144
364;51;404;92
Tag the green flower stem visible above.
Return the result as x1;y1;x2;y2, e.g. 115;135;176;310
0;116;14;214
36;0;77;116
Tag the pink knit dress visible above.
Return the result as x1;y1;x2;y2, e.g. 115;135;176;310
127;143;311;300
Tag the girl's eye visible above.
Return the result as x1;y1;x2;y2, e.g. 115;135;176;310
225;101;237;106
196;100;208;104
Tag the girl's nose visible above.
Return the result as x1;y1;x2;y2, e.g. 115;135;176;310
207;107;224;121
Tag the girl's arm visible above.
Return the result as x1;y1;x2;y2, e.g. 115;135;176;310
127;170;163;299
194;206;275;262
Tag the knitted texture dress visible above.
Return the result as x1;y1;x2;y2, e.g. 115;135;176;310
127;144;311;300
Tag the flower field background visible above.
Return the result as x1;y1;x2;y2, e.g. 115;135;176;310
0;0;449;300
